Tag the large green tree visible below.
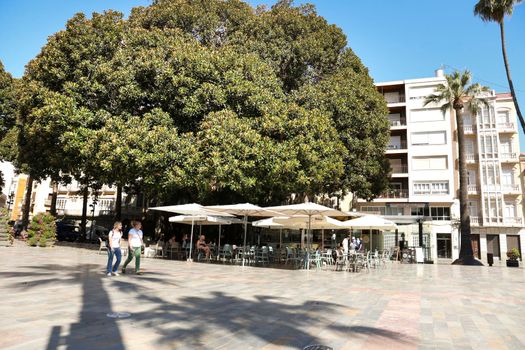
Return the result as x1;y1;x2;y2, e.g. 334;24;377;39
474;0;523;132
18;0;389;215
425;71;488;266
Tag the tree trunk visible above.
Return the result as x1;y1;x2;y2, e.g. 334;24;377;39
80;187;88;239
453;106;480;265
21;176;33;229
50;182;58;217
115;184;122;221
500;21;524;132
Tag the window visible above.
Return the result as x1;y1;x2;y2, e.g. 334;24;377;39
412;156;448;170
502;170;514;186
410;108;445;122
430;207;451;220
57;199;67;209
411;131;446;145
504;202;516;218
411;206;429;217
468;201;478;216
413;181;449;195
497;110;510;124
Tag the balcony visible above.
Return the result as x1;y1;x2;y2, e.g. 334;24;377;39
503;217;523;225
380;188;409;199
470;216;480;226
467;185;479;194
500;152;518;162
463;125;476;134
386;141;407;151
384;94;406;104
391;164;408;174
389;119;407;128
498;122;515;132
466;153;477;163
502;184;520;194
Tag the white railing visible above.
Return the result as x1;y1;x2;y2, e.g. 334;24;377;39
502;184;520;193
503;217;523;225
466;153;476;162
498;122;514;130
470;216;480;225
464;125;475;134
467;185;478;193
386;141;407;150
500;152;517;160
384;95;406;103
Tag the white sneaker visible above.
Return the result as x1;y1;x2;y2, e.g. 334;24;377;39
112;272;120;276
106;272;112;277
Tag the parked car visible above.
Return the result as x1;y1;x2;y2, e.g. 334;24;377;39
56;221;80;242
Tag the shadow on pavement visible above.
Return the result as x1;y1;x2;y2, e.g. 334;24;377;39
6;263;414;349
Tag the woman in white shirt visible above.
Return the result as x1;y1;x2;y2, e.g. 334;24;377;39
106;221;123;277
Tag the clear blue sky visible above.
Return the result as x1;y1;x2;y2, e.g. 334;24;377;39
1;0;524;148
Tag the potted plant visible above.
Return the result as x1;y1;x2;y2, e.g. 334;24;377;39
27;212;57;247
506;248;520;267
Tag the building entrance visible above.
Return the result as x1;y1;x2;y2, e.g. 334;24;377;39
437;233;452;258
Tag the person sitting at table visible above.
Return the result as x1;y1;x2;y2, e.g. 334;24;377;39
167;235;177;248
197;235;210;259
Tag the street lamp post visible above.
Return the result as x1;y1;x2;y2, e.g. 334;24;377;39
89;199;98;241
6;191;15;214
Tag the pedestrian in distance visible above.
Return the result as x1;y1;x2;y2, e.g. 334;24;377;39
106;221;123;277
122;220;144;275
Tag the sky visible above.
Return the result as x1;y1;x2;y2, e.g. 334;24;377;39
1;0;524;148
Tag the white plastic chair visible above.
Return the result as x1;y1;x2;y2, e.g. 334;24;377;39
98;237;107;255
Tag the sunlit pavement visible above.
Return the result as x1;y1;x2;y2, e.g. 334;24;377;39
1;242;524;350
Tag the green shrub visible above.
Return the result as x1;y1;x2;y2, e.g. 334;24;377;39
27;212;56;247
507;248;521;261
0;208;13;245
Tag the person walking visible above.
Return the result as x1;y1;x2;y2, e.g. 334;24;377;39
106;221;123;277
122;220;144;275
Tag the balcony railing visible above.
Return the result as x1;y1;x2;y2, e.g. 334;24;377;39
466;153;476;162
380;188;409;198
503;217;523;225
470;216;480;225
498;122;515;131
389;119;407;127
467;185;479;194
502;184;520;193
500;152;517;160
464;125;476;134
386;141;407;150
391;165;408;173
384;95;406;104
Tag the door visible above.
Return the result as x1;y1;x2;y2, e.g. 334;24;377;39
437;233;452;259
487;235;500;258
470;234;481;259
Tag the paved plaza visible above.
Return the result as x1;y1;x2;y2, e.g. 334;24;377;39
0;244;524;350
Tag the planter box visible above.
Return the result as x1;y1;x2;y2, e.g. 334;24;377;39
506;259;519;268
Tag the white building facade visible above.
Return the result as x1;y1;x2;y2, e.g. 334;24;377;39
355;70;525;263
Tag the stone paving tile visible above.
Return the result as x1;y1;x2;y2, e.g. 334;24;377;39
1;243;525;349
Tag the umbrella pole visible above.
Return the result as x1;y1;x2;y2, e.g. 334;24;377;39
321;229;324;250
189;218;195;261
218;224;221;261
306;214;311;270
242;216;248;267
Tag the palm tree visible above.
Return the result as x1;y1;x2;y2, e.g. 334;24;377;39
474;0;524;132
425;70;489;266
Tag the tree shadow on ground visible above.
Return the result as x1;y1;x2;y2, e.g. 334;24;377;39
7;263;414;350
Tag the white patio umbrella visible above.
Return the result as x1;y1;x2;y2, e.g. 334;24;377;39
342;215;398;250
203;203;283;266
149;204;233;261
265;203;349;269
252;217;289;249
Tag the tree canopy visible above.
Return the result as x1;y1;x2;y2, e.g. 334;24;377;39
14;0;390;206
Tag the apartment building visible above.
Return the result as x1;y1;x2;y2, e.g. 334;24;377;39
355;70;525;263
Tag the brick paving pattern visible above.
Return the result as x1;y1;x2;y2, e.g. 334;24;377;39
1;243;524;349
